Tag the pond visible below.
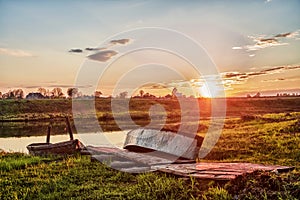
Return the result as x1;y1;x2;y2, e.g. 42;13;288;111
0;121;127;153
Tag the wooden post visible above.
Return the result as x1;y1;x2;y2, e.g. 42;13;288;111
65;116;74;140
46;123;52;143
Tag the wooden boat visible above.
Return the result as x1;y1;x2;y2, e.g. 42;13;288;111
27;139;84;156
27;116;85;156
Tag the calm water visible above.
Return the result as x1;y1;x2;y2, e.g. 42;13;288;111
0;121;127;153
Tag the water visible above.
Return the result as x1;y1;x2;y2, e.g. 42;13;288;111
0;121;128;153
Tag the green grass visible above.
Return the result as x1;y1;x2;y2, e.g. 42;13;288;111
1;100;300;199
0;154;205;200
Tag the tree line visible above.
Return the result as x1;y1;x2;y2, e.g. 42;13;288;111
0;87;190;100
0;87;100;99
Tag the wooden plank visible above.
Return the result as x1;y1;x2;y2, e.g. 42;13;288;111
119;167;153;173
155;162;294;180
110;161;142;168
87;146;194;166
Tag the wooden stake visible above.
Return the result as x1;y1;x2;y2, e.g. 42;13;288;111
65;116;74;140
46;123;52;143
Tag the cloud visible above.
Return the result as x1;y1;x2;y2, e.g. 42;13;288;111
110;39;130;45
87;50;118;62
69;48;83;53
143;83;168;90
261;66;284;72
223;72;247;79
232;46;243;50
232;30;299;52
262;76;300;83
0;48;34;57
221;65;300;89
261;78;285;82
245;36;288;51
48;84;93;88
275;32;292;38
85;47;106;51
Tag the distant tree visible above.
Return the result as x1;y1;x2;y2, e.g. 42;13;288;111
253;92;261;98
0;92;2;99
94;91;102;98
26;92;45;99
38;87;47;96
77;91;83;98
67;88;78;98
14;89;24;99
139;90;144;97
246;94;251;98
119;91;128;98
164;94;172;99
51;87;64;98
3;89;24;99
172;87;178;98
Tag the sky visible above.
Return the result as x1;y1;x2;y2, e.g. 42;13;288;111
0;0;300;97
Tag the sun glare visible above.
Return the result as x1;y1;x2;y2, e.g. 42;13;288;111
199;82;224;98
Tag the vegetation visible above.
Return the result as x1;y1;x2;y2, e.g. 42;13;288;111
0;111;299;199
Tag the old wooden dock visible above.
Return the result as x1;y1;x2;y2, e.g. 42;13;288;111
88;146;294;180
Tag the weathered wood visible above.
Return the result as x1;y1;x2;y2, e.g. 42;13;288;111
65;116;74;140
27;139;83;156
124;129;202;160
120;166;153;173
88;146;172;165
155;162;295;180
88;146;294;181
110;161;142;168
46;124;51;143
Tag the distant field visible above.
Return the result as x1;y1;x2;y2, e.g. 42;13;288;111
1;97;299;119
1;97;300;137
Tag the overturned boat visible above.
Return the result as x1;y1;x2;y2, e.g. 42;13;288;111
123;128;203;160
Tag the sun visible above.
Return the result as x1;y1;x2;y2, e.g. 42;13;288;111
199;82;224;98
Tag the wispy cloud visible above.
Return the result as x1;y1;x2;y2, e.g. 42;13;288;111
110;39;131;45
0;48;34;57
232;30;299;56
221;65;300;89
85;47;106;51
87;50;118;62
243;36;288;52
68;38;131;62
143;83;168;90
48;84;93;88
69;48;83;53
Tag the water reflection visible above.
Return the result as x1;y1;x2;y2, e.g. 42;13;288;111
0;120;101;138
0;131;127;153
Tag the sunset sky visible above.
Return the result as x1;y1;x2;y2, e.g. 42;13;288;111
0;0;299;97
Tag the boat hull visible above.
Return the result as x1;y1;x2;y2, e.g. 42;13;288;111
123;129;203;160
27;139;82;156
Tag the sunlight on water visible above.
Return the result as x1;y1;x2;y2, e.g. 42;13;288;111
0;131;127;153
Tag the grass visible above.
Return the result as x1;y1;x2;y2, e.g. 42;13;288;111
0;99;300;199
0;154;204;200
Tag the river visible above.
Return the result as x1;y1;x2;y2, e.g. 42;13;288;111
0;121;127;153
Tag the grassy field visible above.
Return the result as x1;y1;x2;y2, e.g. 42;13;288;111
1;97;300;137
1;110;299;199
